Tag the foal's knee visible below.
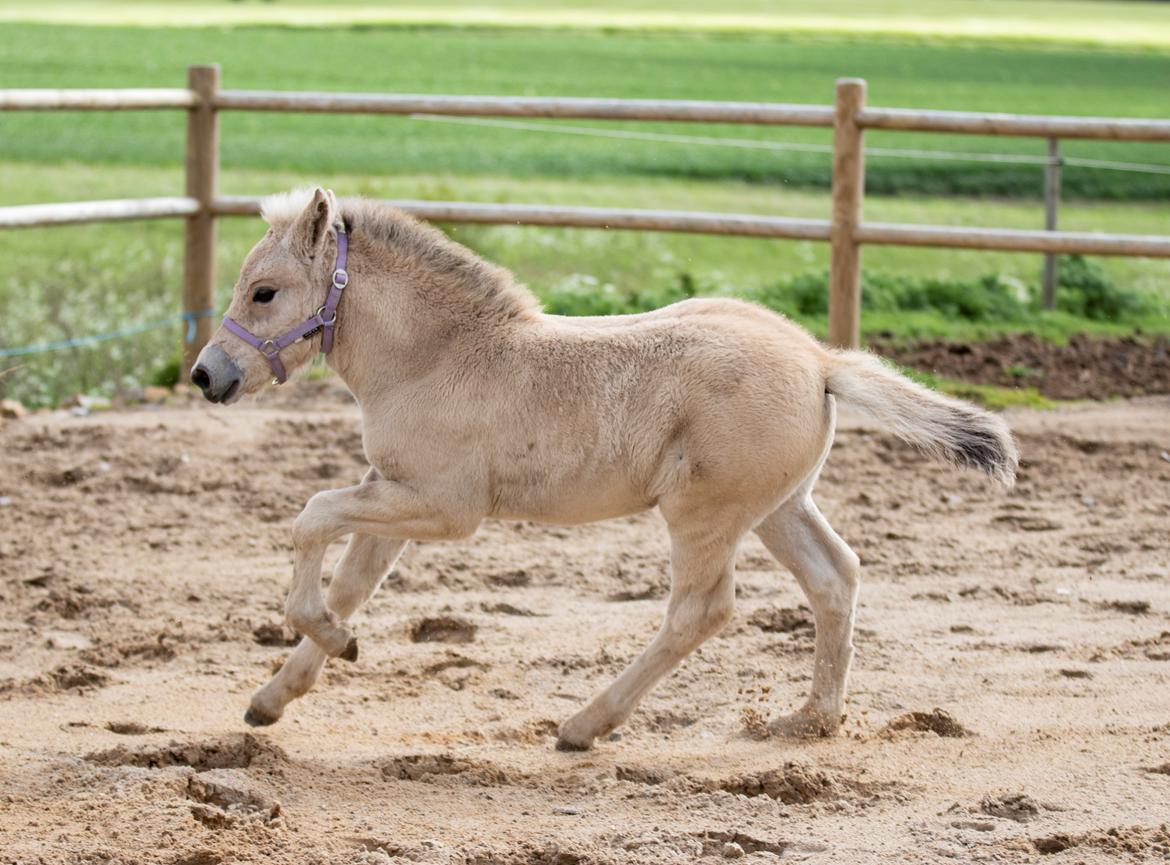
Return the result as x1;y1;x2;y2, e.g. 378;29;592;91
292;493;333;550
285;601;319;637
671;585;735;643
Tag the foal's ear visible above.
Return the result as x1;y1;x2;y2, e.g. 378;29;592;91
292;187;337;260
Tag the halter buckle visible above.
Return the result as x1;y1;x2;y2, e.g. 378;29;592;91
332;269;349;290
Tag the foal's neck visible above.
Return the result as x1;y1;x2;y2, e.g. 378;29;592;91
325;217;537;406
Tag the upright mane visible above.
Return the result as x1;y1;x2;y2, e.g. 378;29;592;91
348;197;540;321
260;189;540;322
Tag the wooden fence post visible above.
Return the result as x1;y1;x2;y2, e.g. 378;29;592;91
181;64;220;379
1041;137;1062;309
828;78;866;349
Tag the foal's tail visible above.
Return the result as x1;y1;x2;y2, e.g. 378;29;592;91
824;350;1019;487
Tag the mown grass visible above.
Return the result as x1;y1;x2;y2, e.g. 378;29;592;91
2;16;1169;406
5;0;1170;49
1;24;1169;200
899;368;1055;411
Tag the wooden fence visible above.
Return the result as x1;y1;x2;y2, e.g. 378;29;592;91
2;65;1169;375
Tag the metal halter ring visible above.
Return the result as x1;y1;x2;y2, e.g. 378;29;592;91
316;305;338;325
259;339;278;355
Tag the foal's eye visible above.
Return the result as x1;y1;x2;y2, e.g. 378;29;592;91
252;286;278;304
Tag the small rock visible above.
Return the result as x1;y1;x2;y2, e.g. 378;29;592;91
1079;495;1095;508
552;806;581;816
1160;451;1170;464
0;398;26;420
945;493;964;506
721;841;746;859
0;496;12;507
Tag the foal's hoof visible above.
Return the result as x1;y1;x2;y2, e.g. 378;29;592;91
244;706;279;728
555;737;592;753
339;636;359;663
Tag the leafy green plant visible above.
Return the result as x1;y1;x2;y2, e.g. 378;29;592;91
1056;255;1154;321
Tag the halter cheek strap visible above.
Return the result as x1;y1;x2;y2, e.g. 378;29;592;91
222;228;349;384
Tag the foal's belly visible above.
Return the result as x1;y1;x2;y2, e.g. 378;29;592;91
490;473;652;526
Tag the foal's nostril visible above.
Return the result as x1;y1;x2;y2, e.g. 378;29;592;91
190;365;212;393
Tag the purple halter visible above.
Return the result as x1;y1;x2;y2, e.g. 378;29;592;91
222;228;349;384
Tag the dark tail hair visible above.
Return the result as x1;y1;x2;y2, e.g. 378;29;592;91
825;351;1019;486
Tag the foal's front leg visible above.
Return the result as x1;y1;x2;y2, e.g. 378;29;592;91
246;532;408;726
286;477;480;658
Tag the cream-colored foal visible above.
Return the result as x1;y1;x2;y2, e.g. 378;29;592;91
193;188;1017;749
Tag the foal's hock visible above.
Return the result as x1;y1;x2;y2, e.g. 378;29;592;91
192;187;1018;749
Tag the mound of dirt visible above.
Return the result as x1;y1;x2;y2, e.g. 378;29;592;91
1032;825;1170;857
708;763;841;804
876;333;1170;400
86;734;286;771
881;708;973;738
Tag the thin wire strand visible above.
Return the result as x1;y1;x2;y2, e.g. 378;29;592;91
411;114;1170;174
0;309;216;358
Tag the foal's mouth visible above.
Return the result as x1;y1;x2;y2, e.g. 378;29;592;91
212;379;240;405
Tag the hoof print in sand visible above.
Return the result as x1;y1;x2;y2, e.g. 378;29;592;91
252;622;300;647
105;720;166;736
410;616;477;644
980;792;1042;822
186;770;281;829
381;753;513;787
2;664;112;697
748;605;814;635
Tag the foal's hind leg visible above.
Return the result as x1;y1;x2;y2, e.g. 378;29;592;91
754;493;860;737
245;532;408;726
556;516;743;751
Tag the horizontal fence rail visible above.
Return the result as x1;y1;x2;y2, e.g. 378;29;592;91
858;107;1170;142
0;197;200;228
0;89;198;110
2;66;1168;369
214;91;837;126
856;222;1170;258
215;195;835;239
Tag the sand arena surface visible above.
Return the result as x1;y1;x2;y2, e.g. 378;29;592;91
1;382;1168;864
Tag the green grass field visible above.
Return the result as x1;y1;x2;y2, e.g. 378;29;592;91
1;5;1169;405
2;23;1168;200
4;0;1170;48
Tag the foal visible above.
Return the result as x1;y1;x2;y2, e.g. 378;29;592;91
192;188;1017;750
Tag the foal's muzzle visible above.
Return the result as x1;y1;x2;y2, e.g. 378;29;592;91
191;345;243;404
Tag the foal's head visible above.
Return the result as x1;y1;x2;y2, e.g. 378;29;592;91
191;187;343;403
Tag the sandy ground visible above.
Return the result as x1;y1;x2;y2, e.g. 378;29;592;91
1;382;1168;864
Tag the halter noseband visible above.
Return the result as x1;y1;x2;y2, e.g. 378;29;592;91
221;228;349;384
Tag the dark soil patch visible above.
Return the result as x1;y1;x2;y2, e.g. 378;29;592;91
876;334;1170;400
